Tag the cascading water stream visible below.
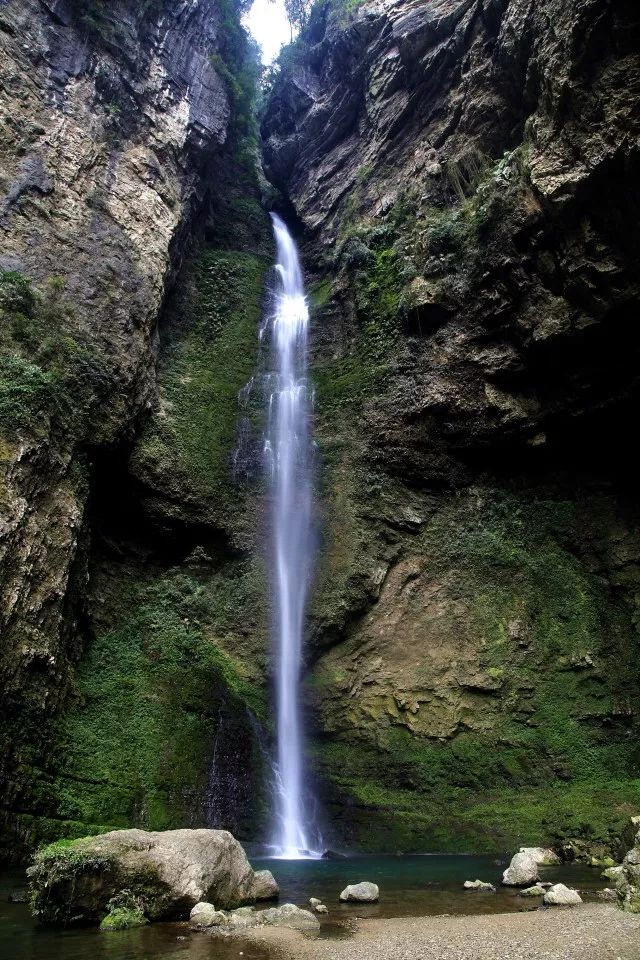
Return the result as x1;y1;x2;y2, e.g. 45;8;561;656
262;214;319;859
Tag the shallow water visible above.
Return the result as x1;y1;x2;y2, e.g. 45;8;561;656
252;854;609;921
0;855;609;958
0;870;268;960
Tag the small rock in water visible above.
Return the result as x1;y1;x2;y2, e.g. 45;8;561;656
543;883;583;906
309;897;328;912
339;882;379;903
519;884;546;898
598;888;618;902
502;851;540;887
189;902;227;929
7;889;28;903
463;880;496;892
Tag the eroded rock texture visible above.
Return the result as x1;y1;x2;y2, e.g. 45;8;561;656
0;0;264;859
263;0;640;851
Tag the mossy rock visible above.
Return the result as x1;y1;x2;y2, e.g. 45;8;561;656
28;828;258;927
100;906;148;930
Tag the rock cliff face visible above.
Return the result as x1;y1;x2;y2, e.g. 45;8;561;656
263;0;640;851
1;0;639;864
0;0;269;859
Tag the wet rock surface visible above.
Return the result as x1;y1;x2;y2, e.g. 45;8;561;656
261;0;640;854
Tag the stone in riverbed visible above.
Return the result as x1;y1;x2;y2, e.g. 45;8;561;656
339;882;379;903
502;851;540;887
257;903;320;930
252;870;279;901
189;902;228;929
543;883;583;906
463;880;496;892
598;888;618;902
519;884;546;897
28;828;260;926
602;864;624;882
8;890;28;903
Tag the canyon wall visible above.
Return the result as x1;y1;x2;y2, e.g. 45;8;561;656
262;0;640;853
0;0;270;860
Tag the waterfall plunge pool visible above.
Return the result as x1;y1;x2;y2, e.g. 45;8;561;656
1;855;610;958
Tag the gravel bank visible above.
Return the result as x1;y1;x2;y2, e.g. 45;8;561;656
248;904;640;960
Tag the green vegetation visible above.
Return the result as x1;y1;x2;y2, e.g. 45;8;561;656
51;566;268;837
0;270;114;441
311;490;640;853
313;233;403;413
133;249;267;527
100;907;148;931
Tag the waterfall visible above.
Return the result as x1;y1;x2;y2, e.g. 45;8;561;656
263;214;318;858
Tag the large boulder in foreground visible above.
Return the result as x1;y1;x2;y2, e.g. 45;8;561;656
28;829;264;926
502;851;539;887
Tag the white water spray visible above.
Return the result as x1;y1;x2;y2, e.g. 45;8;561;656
263;214;319;859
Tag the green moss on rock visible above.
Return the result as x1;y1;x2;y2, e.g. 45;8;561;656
308;487;640;854
48;565;268;840
132;249;267;533
100;906;148;930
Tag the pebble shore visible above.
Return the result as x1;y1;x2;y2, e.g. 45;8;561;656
248;904;640;960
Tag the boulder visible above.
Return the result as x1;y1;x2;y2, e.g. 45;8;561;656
315;904;328;914
28;829;259;926
189;902;228;929
602;865;624;882
463;879;496;892
502;851;539;887
257;903;320;931
519;884;546;897
252;870;279;901
519;847;560;865
339;881;379;903
543;884;583;906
